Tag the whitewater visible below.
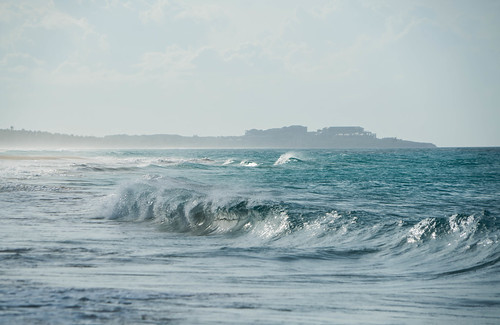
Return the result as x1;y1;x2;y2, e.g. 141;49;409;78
0;148;499;324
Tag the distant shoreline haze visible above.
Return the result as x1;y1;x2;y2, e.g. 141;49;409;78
0;126;436;149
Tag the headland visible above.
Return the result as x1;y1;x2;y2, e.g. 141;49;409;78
0;126;436;149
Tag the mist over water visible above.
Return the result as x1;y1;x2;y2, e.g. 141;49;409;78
1;148;499;324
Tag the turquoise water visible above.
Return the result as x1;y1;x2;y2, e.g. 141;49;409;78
1;148;499;324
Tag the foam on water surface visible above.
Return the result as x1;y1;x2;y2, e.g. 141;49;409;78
1;148;499;324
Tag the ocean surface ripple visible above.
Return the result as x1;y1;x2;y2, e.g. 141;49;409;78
1;148;499;324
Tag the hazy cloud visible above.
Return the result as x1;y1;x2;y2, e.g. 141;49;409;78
0;0;499;146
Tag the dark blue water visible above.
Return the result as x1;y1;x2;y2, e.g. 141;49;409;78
1;148;499;324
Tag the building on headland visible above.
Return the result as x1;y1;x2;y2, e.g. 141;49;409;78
241;126;434;148
316;126;375;137
0;126;436;149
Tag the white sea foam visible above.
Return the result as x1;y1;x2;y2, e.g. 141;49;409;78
239;160;258;167
1;148;499;325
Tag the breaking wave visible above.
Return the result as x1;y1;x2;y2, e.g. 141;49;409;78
239;160;259;167
106;179;288;237
104;178;500;267
274;152;303;165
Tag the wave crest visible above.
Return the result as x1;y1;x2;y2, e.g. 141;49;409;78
274;152;303;165
406;212;498;245
105;179;499;257
107;180;288;236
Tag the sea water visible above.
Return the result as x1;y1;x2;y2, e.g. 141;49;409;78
0;148;499;324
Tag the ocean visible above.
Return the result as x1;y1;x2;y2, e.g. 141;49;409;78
0;148;499;324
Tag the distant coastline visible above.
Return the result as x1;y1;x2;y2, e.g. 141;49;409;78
0;126;436;149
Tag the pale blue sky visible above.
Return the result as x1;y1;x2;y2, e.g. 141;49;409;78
1;0;499;146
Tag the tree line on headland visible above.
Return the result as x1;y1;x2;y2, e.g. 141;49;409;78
0;126;436;149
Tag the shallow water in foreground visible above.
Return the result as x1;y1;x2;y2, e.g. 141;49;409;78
1;148;499;324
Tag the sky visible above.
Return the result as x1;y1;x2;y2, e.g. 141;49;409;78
0;0;499;147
